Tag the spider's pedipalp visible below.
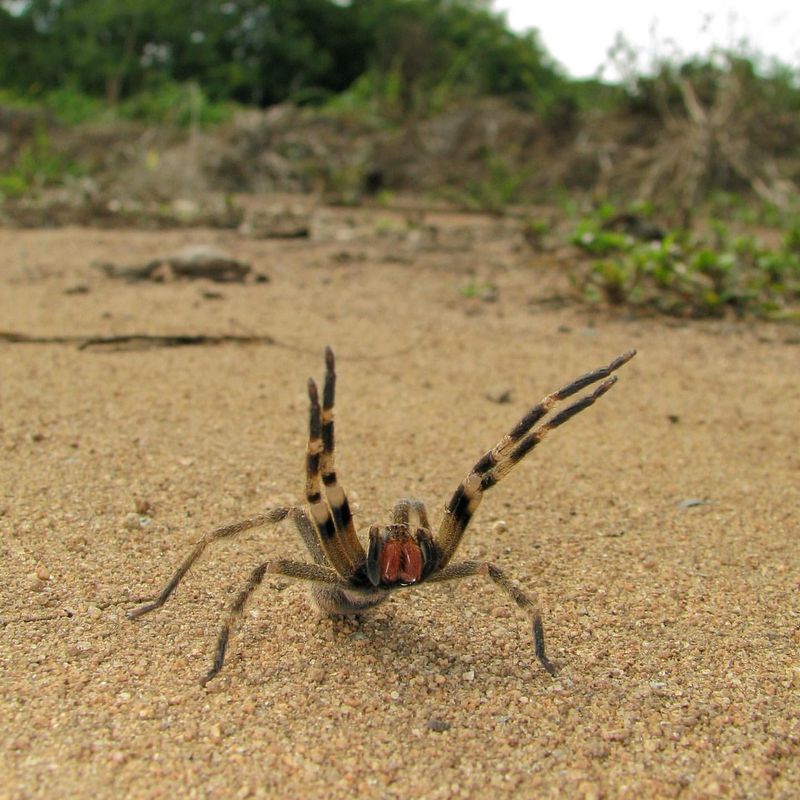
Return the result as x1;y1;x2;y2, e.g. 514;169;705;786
435;350;636;567
391;498;432;531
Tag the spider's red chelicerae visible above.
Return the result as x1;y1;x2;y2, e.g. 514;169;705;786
130;347;636;684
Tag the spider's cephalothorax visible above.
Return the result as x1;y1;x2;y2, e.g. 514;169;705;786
129;346;636;685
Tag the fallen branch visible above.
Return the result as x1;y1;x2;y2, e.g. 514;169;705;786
0;331;277;351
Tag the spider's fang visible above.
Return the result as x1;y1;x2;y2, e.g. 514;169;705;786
366;526;382;587
416;530;438;578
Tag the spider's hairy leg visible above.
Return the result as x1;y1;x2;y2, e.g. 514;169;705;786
128;508;297;619
306;376;359;577
426;560;557;676
318;347;364;567
435;350;636;567
202;559;342;686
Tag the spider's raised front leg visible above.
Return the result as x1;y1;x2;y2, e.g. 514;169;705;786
305;347;366;578
426;559;557;676
434;350;636;568
203;558;343;685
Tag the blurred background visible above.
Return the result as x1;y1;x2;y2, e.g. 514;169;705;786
1;0;798;319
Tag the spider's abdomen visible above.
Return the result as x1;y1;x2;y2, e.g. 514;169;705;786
310;584;388;616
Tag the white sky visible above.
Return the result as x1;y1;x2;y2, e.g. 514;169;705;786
492;1;800;79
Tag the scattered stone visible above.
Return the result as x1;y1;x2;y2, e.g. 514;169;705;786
485;388;513;404
491;520;509;535
124;512;152;531
426;719;451;732
133;498;152;515
96;245;252;283
241;207;311;239
678;498;711;509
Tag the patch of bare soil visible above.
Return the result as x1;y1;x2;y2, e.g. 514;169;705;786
1;212;798;799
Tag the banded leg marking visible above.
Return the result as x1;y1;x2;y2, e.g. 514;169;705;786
306;376;354;576
128;508;295;619
202;559;342;685
426;559;556;676
436;350;636;566
319;346;364;566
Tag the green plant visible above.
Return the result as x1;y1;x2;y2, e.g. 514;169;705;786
569;208;800;319
461;150;530;213
459;279;496;298
117;81;234;127
0;127;85;198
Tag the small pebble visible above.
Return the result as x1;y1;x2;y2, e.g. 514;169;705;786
485;388;512;404
426;719;450;732
124;512;152;531
308;667;325;683
134;498;152;515
491;520;508;535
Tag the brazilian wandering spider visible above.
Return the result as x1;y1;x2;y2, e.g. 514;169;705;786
129;347;636;684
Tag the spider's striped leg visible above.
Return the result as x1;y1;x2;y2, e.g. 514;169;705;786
426;560;557;676
202;559;343;685
435;350;636;567
289;506;330;567
306;353;364;578
128;507;296;619
319;347;364;566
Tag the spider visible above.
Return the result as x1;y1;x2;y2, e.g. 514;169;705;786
129;346;636;685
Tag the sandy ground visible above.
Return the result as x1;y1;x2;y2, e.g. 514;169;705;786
1;211;798;799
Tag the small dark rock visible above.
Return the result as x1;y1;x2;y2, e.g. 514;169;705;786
485;388;513;404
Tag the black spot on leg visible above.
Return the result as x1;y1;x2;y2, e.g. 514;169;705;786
447;485;470;517
319;518;337;540
509;431;543;463
546;395;594;429
322;472;337;486
473;452;496;474
322;421;334;452
480;473;497;490
307;492;322;504
332;500;353;533
508;406;549;441
306;452;320;476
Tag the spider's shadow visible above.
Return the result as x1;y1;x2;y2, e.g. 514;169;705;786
305;590;544;683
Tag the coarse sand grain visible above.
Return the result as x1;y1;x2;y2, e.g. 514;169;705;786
1;217;798;799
